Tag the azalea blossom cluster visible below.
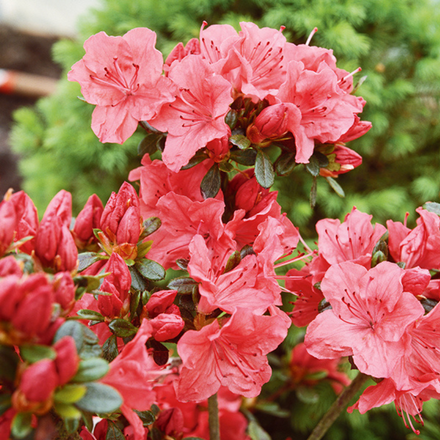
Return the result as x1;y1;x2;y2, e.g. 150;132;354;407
68;22;370;193
2;19;439;440
288;206;440;433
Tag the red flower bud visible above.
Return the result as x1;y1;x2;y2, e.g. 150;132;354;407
151;313;184;341
0;256;22;277
319;145;362;177
145;290;178;318
54;336;80;385
247;104;289;144
73;194;103;244
19;359;58;402
43;190;72;227
9;191;38;254
116;205;141;245
53;272;75;310
56;225;78;272
156;407;184;436
0;199;16;256
0;275;23;321
34;212;62;266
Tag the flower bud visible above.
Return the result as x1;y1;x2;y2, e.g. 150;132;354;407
54;336;80;385
145;290;178;318
116;205;141;245
156;407;184;437
0;256;22;277
247;104;289;144
18;359;58;402
73;194;103;245
53;272;75;311
0;275;23;321
42;190;72;227
0;199;16;256
34;212;62;266
56;225;78;272
151;313;185;341
320;145;362;178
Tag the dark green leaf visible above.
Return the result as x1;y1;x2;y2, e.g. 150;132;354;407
325;176;345;198
296;386;319;404
371;250;387;267
201;163;221;199
247;420;272;440
106;421;126;440
254;401;289;418
274;150;296;176
255;151;275;189
0;395;11;417
102;335;119;363
11;412;33;438
176;259;189;270
133;409;156;426
229;134;251;150
82;411;94;433
225;109;238;130
141;217;161;237
181;150;208;170
73;275;103;293
425;202;440;216
129;266;148;291
240;245;256;259
224;251;241;273
64;418;80;434
305;156;320;177
230;148;257;166
146;340;169;366
78;252;103;272
72;358;109;382
138;133;163;156
108;319;138;338
218;161;234;173
135;259;165;281
76;309;105;322
75;383;122;413
20;344;56;364
168;277;199;294
179;294;197;313
130;290;141;319
314;151;329;167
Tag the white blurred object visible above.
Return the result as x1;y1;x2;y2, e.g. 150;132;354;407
0;0;101;37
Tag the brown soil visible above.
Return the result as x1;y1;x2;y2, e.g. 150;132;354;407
0;25;61;197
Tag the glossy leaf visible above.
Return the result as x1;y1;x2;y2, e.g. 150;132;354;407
230;148;257;166
108;319;138;338
75;383;123;414
135;259;166;281
201;163;221;199
255;150;275;188
20;344;56;364
72;358;110;382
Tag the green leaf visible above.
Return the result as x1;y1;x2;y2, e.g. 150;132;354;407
129;266;148;291
108;319;138;338
230;148;257;166
314;151;329;167
19;344;56;364
218;161;234;173
54;384;87;403
325;176;345;198
102;335;119;363
141;217;162;237
310;177;317;208
425;202;440;216
201;163;221;199
168;277;199;294
274;150;296;176
64;418;80;434
76;309;105;322
296;386;319;404
176;259;189;270
181;150;208;170
247;420;272;440
130;290;141;319
78;252;104;272
135;259;166;281
224;251;241;273
254;401;289;418
136;240;152;259
240;245;256;259
72;358;110;382
106;421;126;440
225;109;238;130
54;321;101;359
54;402;82;419
11;412;33;438
305;156;320;177
255;150;275;188
229;134;251;150
138;132;163;156
133;409;156;426
73;275;103;293
75;382;123;414
0;394;11;417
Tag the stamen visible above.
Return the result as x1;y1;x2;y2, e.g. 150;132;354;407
338;67;362;85
305;27;318;46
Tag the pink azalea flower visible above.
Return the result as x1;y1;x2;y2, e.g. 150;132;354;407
305;261;424;378
387;207;440;270
68;28;174;144
176;307;290;401
315;207;387;268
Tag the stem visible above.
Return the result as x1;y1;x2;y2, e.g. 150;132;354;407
306;372;369;440
208;393;220;440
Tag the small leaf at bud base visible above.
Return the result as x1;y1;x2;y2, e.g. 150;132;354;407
372;238;389;258
78;252;105;272
230;148;257;166
75;383;123;413
76;309;105;322
229;134;251;150
72;358;109;382
64;418;80;435
11;412;33;439
168;277;199;294
129;266;148;291
20;344;56;364
133;409;156;426
54;384;87;404
108;318;138;338
141;217;162;238
224;251;241;273
201;163;221;199
255;150;275;189
325;176;346;198
130;290;141;319
135;259;166;281
181;150;208;170
274;150;296;176
218;161;234;173
106;421;126;440
102;335;118;363
424;202;440;216
305;156;320;177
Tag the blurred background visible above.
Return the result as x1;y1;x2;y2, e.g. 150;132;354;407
1;1;440;439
